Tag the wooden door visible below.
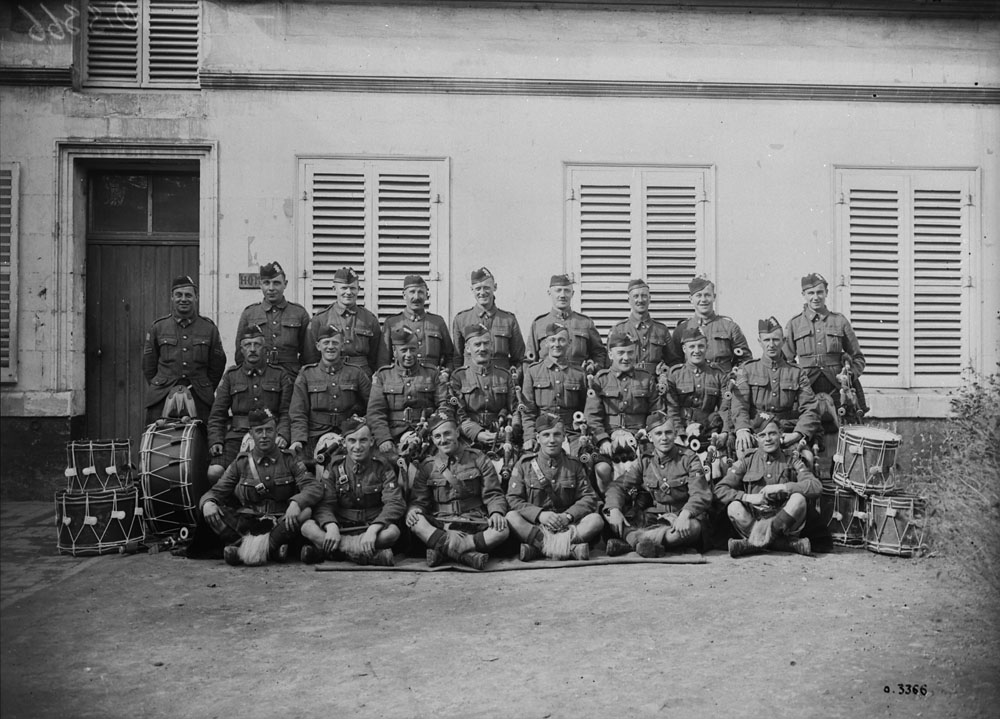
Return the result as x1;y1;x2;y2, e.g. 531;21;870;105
85;170;200;447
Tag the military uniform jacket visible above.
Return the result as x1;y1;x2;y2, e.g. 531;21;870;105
606;446;711;521
520;358;588;443
506;452;597;523
448;363;517;443
609;314;682;374
783;305;866;390
672;313;751;373
731;356;821;440
208;363;292;446
585;367;662;442
289;361;372;445
142;314;227;407
665;362;728;434
528;309;609;370
366;363;447;445
304;302;382;375
714;446;821;506
378;310;455;370
234;298;310;377
452;304;526;371
313;454;404;529
199;448;322;516
411;447;508;519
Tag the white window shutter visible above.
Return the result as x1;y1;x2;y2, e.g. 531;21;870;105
911;176;969;384
569;166;707;336
302;159;447;322
85;0;141;86
146;0;201;85
1;163;19;383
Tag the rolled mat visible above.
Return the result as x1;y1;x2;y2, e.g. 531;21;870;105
315;551;706;572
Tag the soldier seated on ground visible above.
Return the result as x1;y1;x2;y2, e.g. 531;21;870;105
299;417;403;566
505;413;603;562
199;408;323;566
714;415;821;558
405;410;509;570
603;412;711;558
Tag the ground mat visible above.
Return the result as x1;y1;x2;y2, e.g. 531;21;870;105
315;551;706;572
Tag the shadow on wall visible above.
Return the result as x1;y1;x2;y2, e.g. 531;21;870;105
0;416;84;501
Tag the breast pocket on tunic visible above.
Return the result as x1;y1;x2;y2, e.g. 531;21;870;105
424;329;444;357
308;380;332;411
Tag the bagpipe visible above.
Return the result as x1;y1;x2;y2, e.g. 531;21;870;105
482;410;520;489
836;357;868;425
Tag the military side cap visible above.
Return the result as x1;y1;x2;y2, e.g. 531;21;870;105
645;410;672;433
688;275;711;294
535;412;564;433
403;275;427;289
391;325;420;347
801;272;828;290
333;267;359;284
465;323;491;339
627;278;648;293
171;275;196;291
543;322;569;338
752;412;779;433
316;324;344;341
608;330;637;349
758;316;782;333
427;409;458;432
239;325;265;341
680;327;707;345
248;408;276;427
340;415;367;437
259;261;285;279
549;274;573;288
470;267;494;284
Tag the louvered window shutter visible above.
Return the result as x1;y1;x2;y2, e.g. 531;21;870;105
1;163;19;383
303;159;447;322
838;169;972;388
569;166;708;336
84;0;200;88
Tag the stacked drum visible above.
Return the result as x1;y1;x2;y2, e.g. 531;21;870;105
56;440;146;556
821;425;927;557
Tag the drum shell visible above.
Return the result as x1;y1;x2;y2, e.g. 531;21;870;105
64;439;133;493
819;483;866;547
865;494;927;557
140;420;209;537
55;486;145;556
832;425;899;495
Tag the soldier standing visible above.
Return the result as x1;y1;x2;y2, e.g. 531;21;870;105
207;326;292;482
527;274;608;371
672;276;751;373
378;274;455;370
452;267;526;373
304;267;382;377
233;261;310;378
608;278;681;375
142;275;226;424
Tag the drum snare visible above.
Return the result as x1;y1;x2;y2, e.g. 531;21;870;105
55;486;145;556
819;483;867;547
865;494;927;557
832;425;900;495
64;439;133;493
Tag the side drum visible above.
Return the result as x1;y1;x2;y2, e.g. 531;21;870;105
140;419;209;537
832;425;900;495
865;494;927;557
819;484;867;547
64;439;133;492
55;486;145;556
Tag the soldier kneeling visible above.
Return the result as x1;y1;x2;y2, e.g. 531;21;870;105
603;411;711;558
199;408;323;566
505;413;603;562
405;409;509;570
715;414;821;557
299;417;403;566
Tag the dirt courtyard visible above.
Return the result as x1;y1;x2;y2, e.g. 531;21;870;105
1;501;998;719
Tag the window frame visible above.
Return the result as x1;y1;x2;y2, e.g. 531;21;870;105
1;163;19;384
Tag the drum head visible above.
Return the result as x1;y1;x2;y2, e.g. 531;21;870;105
845;426;901;443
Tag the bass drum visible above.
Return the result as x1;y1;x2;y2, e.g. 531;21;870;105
140;419;210;538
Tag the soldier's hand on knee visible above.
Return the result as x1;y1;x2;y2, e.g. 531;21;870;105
283;501;302;532
735;429;753;452
289;441;303;454
202;501;224;532
673;512;692;539
209;443;223;457
743;493;765;506
606;507;628;537
379;440;396;455
360;526;379;554
488;512;507;532
275;436;288;449
538;511;560;532
405;508;423;528
323;524;341;554
522;439;538;453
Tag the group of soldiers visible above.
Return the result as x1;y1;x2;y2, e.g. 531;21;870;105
142;263;867;568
